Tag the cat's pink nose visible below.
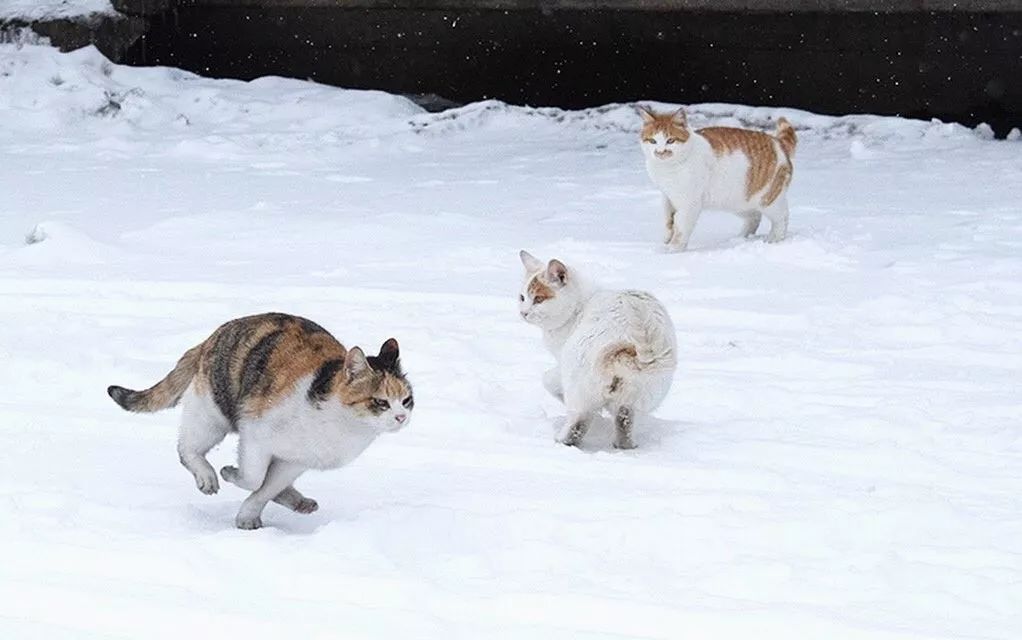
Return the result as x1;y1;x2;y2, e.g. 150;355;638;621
395;414;407;423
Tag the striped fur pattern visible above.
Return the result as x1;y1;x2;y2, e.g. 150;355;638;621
108;312;412;530
519;251;677;450
639;105;797;251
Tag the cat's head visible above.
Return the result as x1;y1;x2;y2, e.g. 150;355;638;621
339;339;413;433
518;250;583;329
638;105;690;161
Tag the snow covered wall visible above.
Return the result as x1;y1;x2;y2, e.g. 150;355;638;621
1;44;1021;639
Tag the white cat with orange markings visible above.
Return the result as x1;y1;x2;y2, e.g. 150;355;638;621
518;251;677;449
639;105;797;251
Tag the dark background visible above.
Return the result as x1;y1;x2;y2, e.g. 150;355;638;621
111;2;1021;136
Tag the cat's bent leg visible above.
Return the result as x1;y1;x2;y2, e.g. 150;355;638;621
667;203;703;252
273;487;319;514
763;197;789;243
221;467;318;514
177;396;229;495
661;196;677;244
739;211;762;237
613;406;637;450
220;442;317;514
235;460;308;530
222;438;271;490
542;367;564;402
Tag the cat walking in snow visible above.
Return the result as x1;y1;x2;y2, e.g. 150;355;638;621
107;312;413;529
518;251;677;449
639;105;797;251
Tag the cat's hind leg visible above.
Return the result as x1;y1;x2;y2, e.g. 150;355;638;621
613;406;637;450
177;391;230;495
234;459;308;530
557;411;594;447
763;196;789;243
739;210;762;237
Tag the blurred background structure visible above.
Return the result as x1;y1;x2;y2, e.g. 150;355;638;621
4;1;1021;135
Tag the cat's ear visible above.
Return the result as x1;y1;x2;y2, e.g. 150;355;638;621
379;338;399;359
546;259;568;286
637;104;657;124
520;250;543;272
343;346;370;380
670;108;688;127
377;338;401;371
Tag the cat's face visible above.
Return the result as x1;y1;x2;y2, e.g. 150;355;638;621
339;340;414;434
639;106;690;162
518;251;581;329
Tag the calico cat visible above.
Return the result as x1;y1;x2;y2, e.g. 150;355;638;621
639;105;797;251
107;312;412;529
518;251;677;449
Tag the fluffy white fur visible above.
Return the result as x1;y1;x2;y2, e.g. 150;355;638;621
176;348;410;530
518;251;677;448
641;113;790;251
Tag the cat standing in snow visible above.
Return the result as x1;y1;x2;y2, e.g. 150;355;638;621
107;313;413;529
639;105;797;251
518;251;677;449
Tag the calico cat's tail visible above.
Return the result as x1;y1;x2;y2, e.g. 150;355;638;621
775;117;797;158
108;344;202;413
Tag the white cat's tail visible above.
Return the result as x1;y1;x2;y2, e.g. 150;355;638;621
107;344;202;413
775;117;797;158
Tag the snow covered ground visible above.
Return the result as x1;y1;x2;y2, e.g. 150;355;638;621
1;44;1020;639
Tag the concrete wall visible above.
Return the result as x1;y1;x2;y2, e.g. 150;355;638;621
7;1;1008;136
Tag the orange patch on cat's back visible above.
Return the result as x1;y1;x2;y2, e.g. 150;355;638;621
240;318;346;418
698;127;781;200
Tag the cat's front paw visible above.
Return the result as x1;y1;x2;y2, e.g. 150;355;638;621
613;439;637;450
293;498;319;514
236;515;263;530
659;242;687;254
194;469;219;495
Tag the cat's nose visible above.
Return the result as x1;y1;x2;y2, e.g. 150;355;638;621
395;414;407;423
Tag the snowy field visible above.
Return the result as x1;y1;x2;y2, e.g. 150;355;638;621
1;44;1020;639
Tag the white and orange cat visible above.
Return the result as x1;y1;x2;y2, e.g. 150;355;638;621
107;313;413;529
639;106;797;251
519;251;677;449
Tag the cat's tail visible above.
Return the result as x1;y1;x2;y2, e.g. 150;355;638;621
775;117;797;158
107;344;202;413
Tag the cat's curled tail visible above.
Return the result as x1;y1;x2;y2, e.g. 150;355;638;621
108;344;202;412
775;117;797;158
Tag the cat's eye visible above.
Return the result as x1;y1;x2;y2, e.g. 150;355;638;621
666;137;678;144
643;138;656;144
402;396;414;409
371;398;390;411
519;294;524;302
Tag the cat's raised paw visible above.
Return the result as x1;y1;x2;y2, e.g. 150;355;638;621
220;465;240;484
293;498;319;514
194;470;219;495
